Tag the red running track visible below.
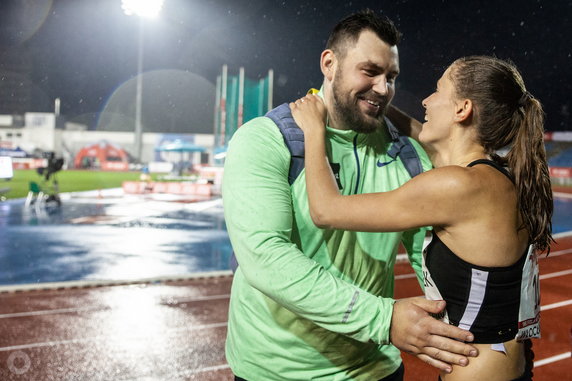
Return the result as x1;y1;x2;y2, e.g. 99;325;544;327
0;234;570;380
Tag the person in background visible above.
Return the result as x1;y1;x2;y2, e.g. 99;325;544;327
292;55;552;381
223;9;477;381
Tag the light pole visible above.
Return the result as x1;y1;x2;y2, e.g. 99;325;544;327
121;0;164;163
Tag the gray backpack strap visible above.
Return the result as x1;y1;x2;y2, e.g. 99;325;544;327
385;117;424;178
265;103;305;185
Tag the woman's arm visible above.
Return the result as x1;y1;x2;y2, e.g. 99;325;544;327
289;95;342;226
290;95;471;232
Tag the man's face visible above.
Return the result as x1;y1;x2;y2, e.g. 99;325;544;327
330;30;399;133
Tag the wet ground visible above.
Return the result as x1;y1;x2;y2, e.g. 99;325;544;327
1;240;571;380
0;190;232;286
1;189;571;287
0;189;570;380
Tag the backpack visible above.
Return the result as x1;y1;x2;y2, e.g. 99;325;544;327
229;103;424;272
267;103;424;185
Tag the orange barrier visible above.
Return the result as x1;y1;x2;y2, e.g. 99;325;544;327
122;181;212;196
550;167;572;178
11;158;47;169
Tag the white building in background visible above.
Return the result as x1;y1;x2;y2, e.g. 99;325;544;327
0;112;215;170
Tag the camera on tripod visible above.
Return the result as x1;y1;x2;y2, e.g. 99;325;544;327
33;151;64;206
37;151;64;181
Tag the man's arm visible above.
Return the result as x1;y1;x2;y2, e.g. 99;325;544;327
391;297;477;372
223;118;396;344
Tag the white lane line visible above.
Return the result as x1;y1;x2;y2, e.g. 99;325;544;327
553;230;572;239
541;299;572;311
0;306;110;319
0;294;231;319
396;253;409;262
540;268;572;280
0;322;228;352
118;364;231;381
536;229;572;258
173;363;231;376
165;293;230;304
0;337;96;352
187;364;230;373
395;273;417;280
534;352;571;367
544;248;572;258
0;270;233;293
554;192;572;199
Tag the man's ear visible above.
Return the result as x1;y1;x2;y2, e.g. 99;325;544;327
454;99;473;123
320;49;336;81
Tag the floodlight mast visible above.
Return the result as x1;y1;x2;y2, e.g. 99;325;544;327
121;0;164;162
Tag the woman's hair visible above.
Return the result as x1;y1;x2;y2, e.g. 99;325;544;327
449;56;553;253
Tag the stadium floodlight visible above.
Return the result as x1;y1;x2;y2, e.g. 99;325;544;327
121;0;164;162
121;0;164;19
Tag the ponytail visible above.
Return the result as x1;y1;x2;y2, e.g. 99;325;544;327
450;56;554;254
505;95;554;253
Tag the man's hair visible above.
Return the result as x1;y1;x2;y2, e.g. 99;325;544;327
325;9;401;60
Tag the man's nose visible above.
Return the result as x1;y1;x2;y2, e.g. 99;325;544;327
372;76;388;95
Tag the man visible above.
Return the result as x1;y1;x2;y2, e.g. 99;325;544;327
222;10;476;381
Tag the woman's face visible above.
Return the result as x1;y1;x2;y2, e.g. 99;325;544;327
419;66;459;145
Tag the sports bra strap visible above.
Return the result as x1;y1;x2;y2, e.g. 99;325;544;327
467;159;514;183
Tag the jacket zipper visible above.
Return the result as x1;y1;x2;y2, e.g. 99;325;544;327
353;135;360;194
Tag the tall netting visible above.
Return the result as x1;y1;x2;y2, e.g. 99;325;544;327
213;66;273;158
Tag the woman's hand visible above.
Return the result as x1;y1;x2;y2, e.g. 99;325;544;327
289;94;327;135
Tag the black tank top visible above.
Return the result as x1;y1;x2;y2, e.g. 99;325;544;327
424;159;526;343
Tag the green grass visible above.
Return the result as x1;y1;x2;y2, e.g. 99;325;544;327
3;169;568;200
1;170;149;199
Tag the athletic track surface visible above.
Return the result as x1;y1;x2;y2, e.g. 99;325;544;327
0;196;570;380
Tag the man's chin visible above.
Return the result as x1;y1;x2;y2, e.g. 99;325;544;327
354;113;384;133
331;101;385;132
351;125;379;134
350;118;382;133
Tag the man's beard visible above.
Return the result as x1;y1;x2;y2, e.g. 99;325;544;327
331;72;387;134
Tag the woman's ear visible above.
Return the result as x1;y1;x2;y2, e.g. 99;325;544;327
320;49;336;81
454;99;473;123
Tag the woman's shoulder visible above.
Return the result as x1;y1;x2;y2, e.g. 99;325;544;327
415;165;479;195
413;164;514;211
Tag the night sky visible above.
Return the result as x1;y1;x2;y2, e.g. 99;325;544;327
0;0;570;134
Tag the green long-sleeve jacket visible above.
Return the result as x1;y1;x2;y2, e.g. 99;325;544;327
223;106;432;380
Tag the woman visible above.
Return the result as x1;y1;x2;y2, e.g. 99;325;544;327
290;56;552;381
